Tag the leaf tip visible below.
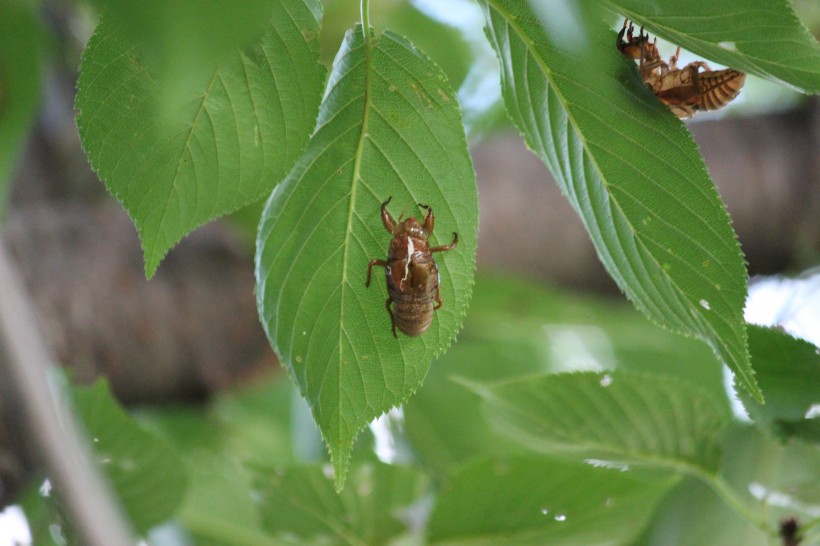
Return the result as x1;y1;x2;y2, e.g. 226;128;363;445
740;375;765;405
734;336;764;404
142;244;165;280
329;441;353;493
143;261;158;280
136;219;178;280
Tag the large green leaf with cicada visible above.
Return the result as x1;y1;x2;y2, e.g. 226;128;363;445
255;26;477;489
479;0;762;400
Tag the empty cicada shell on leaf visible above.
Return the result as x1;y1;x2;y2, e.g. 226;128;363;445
366;197;458;338
617;19;746;119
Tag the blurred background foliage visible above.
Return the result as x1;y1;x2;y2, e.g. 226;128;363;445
0;0;819;544
13;272;820;545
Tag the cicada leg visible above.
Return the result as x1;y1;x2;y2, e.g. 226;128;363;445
617;19;628;46
430;232;458;253
385;296;397;338
418;203;435;234
380;197;397;233
366;259;387;287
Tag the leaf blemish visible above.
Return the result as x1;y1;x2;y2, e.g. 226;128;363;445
411;82;433;109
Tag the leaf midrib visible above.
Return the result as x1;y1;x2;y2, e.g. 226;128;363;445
338;27;374;453
144;63;223;275
489;386;718;476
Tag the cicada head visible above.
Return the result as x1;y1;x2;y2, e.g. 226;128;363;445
395;217;428;241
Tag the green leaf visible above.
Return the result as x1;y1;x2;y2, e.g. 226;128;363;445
429;456;678;545
464;371;729;474
82;0;275;87
75;0;325;277
602;0;820;93
741;325;820;442
404;274;729;477
136;384;290;546
212;377;304;465
177;453;276;546
480;0;760;400
255;26;477;489
72;379;187;533
0;0;44;218
253;462;428;545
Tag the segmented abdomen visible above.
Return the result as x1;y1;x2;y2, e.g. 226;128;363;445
697;69;746;111
385;250;440;336
393;301;434;336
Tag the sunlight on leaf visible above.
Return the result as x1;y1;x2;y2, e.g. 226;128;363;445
255;26;478;489
76;0;325;276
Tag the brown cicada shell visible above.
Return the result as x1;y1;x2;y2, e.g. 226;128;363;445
366;197;458;337
617;19;745;119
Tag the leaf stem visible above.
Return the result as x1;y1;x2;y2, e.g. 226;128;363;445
689;467;770;536
360;0;370;43
798;520;820;546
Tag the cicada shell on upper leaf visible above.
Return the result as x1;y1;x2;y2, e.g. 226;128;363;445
617;19;746;119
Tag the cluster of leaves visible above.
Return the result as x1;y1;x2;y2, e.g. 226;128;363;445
69;0;820;489
3;0;820;542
